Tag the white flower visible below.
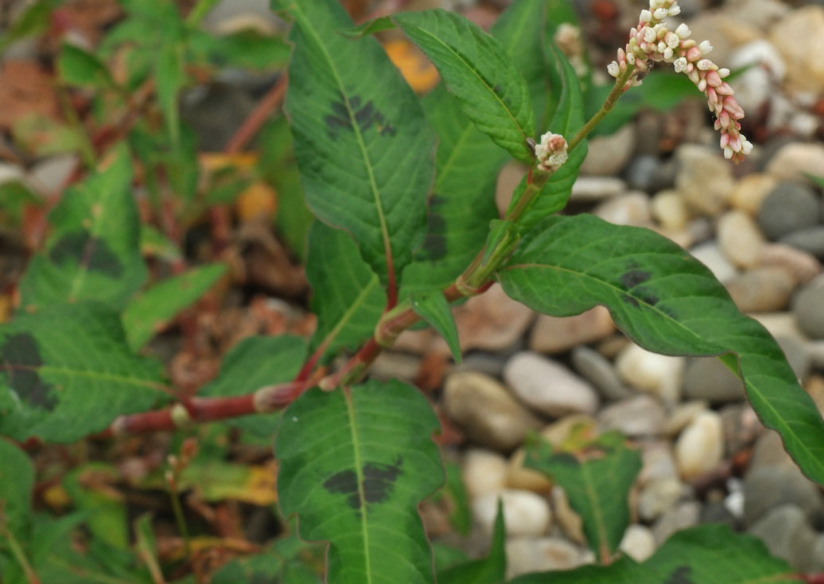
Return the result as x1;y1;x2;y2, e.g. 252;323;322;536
673;57;688;72
675;23;691;39
607;61;620;77
668;3;681;16
534;132;569;173
696;59;713;70
653;7;669;20
698;40;713;55
644;28;657;43
718;68;730;78
640;9;652;22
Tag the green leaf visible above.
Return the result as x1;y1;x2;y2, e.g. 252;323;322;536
64;465;128;550
806;173;824;189
0;0;56;52
393;9;535;162
307;222;385;363
509;525;797;583
199;335;308;438
122;263;227;351
498;214;824;486
411;291;461;363
18;145;147;312
438;499;505;584
189;29;291;71
275;0;435;290
276;380;443;584
156;43;185;146
57;43;115;89
140;224;182;262
0;439;34;543
211;532;324;584
506;47;587;232
0;180;41;224
525;432;641;562
0;303;167;442
400;0;548;295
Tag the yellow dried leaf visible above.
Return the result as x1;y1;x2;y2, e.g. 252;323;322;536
384;39;440;93
236;181;278;222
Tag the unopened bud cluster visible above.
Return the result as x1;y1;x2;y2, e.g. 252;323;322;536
534;132;569;173
608;0;752;162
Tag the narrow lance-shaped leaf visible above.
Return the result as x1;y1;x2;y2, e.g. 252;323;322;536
306;222;385;364
401;0;549;295
498;214;824;486
509;525;799;584
122;263;227;351
57;43;115;89
0;439;34;542
199;335;308;438
411;291;461;363
276;380;443;584
18;145;148;312
274;0;435;291
0;303;167;442
507;46;587;233
393;9;535;162
525;432;641;563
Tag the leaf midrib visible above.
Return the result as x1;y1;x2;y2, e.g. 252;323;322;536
317;274;380;354
2;362;167;392
500;260;824;478
69;181;116;302
399;15;529;145
343;387;373;584
291;3;394;284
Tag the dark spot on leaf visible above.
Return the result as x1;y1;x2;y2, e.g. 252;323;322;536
322;457;403;510
324;469;360;509
49;231;123;277
493;84;503;95
623;295;639;308
421;195;447;260
324;95;393;138
665;566;693;584
362;457;402;504
0;333;57;410
620;268;651;289
634;286;660;307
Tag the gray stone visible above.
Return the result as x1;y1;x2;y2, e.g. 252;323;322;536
690;242;739;283
462;449;509;499
571;346;633;401
780;226;824;260
503;352;600;418
619;525;656;562
652;501;701;545
676;145;735;216
443;371;542;452
570;176;626;201
743;466;824;526
638;442;679;486
473;489;552;537
593;192;652;227
717;210;766;269
776;336;811;382
579;124;635;176
505;537;592;579
638;477;690;521
757;182;821;241
675;411;724;481
625;155;677;193
683;357;745;403
720;404;763;456
748;505;819;573
700;501;738;530
792;274;824;338
599;395;667;437
725;267;796;313
529;307;615;354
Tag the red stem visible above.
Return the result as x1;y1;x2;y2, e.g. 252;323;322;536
223;76;288;154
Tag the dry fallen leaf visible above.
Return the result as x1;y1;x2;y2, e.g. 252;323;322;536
384;39;440;94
